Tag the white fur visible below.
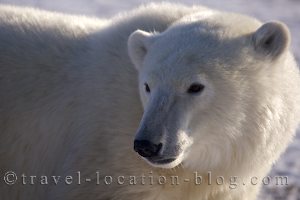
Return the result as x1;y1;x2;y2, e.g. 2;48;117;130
0;3;299;200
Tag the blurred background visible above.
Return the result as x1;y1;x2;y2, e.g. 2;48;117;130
0;0;299;199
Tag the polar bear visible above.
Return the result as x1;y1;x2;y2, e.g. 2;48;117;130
0;2;299;200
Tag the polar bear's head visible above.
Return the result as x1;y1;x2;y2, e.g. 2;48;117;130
128;13;291;171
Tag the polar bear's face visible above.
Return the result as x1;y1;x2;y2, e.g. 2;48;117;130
128;16;290;170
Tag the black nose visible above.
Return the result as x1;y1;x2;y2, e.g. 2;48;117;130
134;140;162;158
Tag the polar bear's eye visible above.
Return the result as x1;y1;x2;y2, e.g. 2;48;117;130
187;83;205;94
144;83;150;93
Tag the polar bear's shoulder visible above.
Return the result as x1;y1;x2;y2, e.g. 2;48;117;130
0;5;108;38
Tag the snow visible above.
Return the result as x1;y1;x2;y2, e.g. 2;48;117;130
0;0;299;199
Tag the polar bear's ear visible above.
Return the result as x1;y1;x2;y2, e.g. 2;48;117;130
128;30;153;70
252;21;290;59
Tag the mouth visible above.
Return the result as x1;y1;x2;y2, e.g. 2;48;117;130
142;154;184;169
147;157;177;164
